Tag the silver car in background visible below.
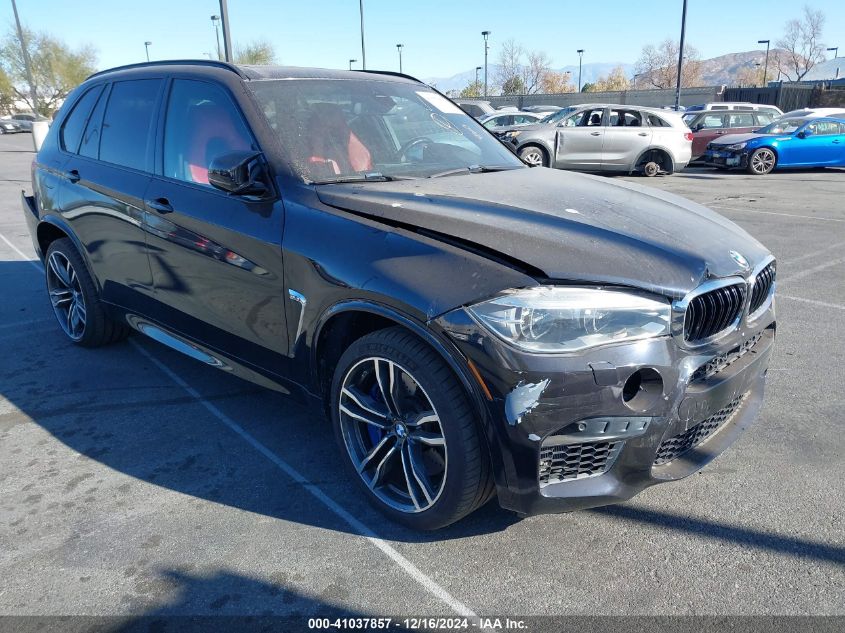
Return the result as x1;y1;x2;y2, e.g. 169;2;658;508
479;111;544;132
499;104;693;176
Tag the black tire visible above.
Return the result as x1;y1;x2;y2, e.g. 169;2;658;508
44;238;129;347
518;145;549;167
746;147;776;175
330;326;494;530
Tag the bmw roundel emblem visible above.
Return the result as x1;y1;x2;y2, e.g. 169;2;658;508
730;250;750;270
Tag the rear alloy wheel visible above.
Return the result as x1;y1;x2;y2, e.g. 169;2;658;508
518;145;548;167
331;327;493;529
45;238;129;347
747;148;776;175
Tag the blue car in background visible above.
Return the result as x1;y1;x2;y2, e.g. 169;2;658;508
704;116;845;175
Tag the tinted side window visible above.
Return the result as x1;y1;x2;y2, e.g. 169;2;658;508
99;79;162;171
163;79;253;186
648;114;670;127
729;113;755;127
80;84;110;159
60;86;103;153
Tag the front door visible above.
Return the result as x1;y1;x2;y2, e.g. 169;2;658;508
555;107;606;170
144;78;288;371
787;120;844;166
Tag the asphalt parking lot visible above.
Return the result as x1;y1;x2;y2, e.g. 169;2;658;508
1;131;843;624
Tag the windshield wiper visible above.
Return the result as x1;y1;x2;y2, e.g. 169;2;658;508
315;172;414;184
428;165;521;179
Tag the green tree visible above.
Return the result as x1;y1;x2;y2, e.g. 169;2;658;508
0;67;16;115
459;80;483;98
501;75;525;95
0;26;97;117
580;82;596;93
234;40;277;65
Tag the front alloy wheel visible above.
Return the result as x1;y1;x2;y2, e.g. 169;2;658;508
519;145;547;167
748;148;776;175
339;357;447;513
331;327;494;529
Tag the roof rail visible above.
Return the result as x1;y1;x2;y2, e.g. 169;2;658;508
87;59;247;81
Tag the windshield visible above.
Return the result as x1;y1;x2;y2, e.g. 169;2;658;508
248;79;523;182
756;118;806;134
539;106;580;124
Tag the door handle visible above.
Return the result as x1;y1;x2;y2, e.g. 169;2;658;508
590;131;601;136
146;197;173;214
64;169;80;183
638;132;648;136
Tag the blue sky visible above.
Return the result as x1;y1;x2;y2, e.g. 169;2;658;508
3;1;843;79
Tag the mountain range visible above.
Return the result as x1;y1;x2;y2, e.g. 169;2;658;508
424;50;782;93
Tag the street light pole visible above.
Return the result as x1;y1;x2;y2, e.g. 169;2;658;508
396;43;404;73
359;0;367;70
674;0;688;111
576;49;584;92
219;0;233;63
828;47;839;59
482;31;491;98
144;41;152;62
349;59;357;71
10;0;38;115
758;39;770;85
475;66;482;93
211;15;222;60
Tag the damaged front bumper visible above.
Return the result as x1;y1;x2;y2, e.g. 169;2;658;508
435;306;775;516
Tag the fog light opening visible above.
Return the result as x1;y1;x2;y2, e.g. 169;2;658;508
622;368;663;412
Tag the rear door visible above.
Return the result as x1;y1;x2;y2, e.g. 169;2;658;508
601;108;652;170
555;107;606;170
144;77;288;368
691;113;727;157
59;78;163;312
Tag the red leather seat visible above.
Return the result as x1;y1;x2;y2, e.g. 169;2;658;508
306;103;372;175
185;103;251;184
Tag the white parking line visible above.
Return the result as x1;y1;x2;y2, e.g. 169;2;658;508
0;232;41;269
0;230;479;620
130;340;479;620
778;294;845;311
710;205;845;223
784;241;845;265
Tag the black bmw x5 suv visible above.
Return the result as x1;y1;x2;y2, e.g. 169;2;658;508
22;61;776;530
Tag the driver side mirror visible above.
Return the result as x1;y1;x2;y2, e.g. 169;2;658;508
796;130;811;139
208;150;269;197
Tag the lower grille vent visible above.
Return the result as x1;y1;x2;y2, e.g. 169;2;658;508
654;393;747;466
539;441;621;485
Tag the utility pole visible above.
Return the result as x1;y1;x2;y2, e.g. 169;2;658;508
11;0;38;115
144;41;152;62
219;0;233;63
482;31;491;98
359;0;367;70
396;43;404;73
577;49;584;92
211;15;222;60
674;0;688;111
349;59;357;71
758;39;770;86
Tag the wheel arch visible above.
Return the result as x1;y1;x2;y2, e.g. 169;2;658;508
633;146;675;174
36;216;102;294
516;141;551;165
311;300;507;491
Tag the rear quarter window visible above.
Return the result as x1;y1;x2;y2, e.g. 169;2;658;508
60;86;104;153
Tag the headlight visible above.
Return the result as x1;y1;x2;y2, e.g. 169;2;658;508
726;142;747;150
468;287;671;353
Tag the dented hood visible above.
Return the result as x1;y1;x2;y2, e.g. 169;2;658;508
316;167;770;298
